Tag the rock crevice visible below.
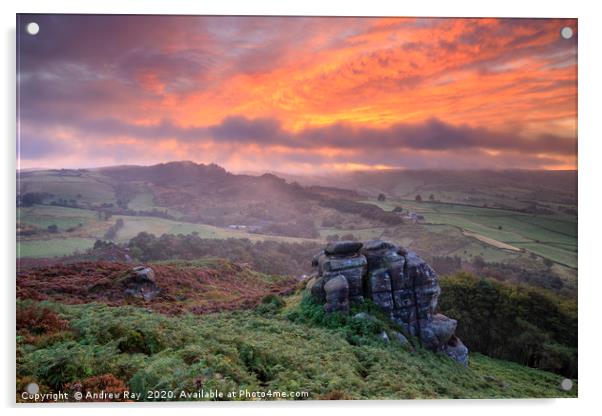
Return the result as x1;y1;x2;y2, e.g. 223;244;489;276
308;239;468;365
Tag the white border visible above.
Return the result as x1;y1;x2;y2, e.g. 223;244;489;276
2;1;601;415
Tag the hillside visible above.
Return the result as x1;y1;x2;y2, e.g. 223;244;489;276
16;256;577;401
17;259;297;315
17;162;401;248
17;165;578;302
274;169;577;213
17;298;576;401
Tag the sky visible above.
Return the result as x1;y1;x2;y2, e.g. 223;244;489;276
17;15;577;173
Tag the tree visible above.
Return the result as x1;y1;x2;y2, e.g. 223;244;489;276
429;194;435;201
415;194;422;202
377;193;386;202
47;224;58;233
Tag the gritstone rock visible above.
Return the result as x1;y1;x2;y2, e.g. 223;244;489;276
310;239;468;365
324;274;350;313
123;266;160;301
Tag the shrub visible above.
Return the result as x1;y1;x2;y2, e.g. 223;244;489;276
17;303;69;339
438;272;577;377
255;294;285;315
65;374;128;401
22;341;117;389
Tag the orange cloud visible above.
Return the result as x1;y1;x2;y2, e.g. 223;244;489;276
18;15;577;171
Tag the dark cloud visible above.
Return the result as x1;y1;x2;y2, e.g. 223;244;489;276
202;116;574;156
19;114;575;160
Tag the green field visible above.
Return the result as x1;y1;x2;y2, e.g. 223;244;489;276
113;215;252;242
19;170;117;205
126;185;184;218
18;205;98;231
364;198;577;269
17;237;97;258
17;205;319;259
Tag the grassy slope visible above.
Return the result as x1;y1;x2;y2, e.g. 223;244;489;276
17;299;576;401
17;238;98;259
19;170;117;205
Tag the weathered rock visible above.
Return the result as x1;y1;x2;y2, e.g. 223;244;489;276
363;239;398;252
444;336;469;366
318;253;367;305
132;265;155;282
379;331;390;342
320;255;367;273
428;314;457;345
324;274;350;313
353;312;377;322
372;291;395;313
324;240;363;256
310;239;468;364
391;331;410;347
307;275;326;303
367;268;392;294
123;266;160;301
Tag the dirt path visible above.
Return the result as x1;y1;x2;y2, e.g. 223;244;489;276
462;231;522;252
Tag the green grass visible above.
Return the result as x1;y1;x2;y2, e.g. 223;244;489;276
17;238;97;258
512;243;577;269
17;299;577;400
19;171;117;205
18;205;97;231
113;215;318;244
126;186;184;218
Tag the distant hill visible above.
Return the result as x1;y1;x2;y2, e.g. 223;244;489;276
270;169;577;212
17;161;402;239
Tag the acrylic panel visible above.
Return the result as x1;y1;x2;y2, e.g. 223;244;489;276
16;14;578;402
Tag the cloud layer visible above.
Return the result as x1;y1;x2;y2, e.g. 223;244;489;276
17;15;577;172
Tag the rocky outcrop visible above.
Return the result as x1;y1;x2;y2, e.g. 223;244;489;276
123;266;160;301
308;240;468;365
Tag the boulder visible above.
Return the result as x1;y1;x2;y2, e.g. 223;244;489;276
324;274;350;313
428;314;457;345
362;239;398;251
391;331;410;347
307;275;326;303
320;255;367;273
444;336;469;366
353;312;378;322
132;266;155;282
123;266;160;301
324;240;363;256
